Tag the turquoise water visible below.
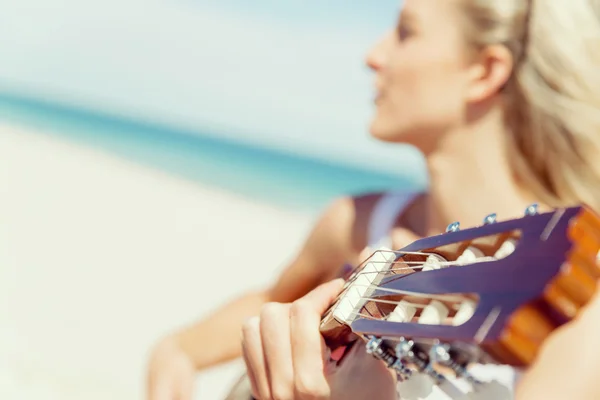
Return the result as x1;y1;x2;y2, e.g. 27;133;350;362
0;91;424;212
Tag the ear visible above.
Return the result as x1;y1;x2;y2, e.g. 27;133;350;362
465;44;514;103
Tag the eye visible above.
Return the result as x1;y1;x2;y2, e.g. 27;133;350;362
397;25;412;41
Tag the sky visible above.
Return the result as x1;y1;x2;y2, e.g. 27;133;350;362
0;0;425;176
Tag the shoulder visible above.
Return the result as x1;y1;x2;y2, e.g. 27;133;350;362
317;192;387;236
308;191;404;261
319;192;385;230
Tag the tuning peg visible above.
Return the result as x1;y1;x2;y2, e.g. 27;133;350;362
366;336;414;381
429;342;452;364
524;203;539;216
395;338;440;381
365;336;405;369
445;222;460;233
429;343;481;384
395;338;445;383
365;336;384;355
482;213;497;225
390;359;413;382
395;337;415;359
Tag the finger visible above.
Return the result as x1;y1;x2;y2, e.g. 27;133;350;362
343;247;373;282
358;246;373;261
241;317;271;399
178;373;194;400
300;278;345;314
290;279;345;398
147;381;170;400
259;303;295;400
241;342;260;400
391;228;422;249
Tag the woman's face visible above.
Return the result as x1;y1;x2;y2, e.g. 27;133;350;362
366;0;472;152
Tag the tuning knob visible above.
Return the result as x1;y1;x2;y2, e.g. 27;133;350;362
395;337;415;359
524;203;539;216
482;213;497;225
429;342;452;364
395;338;441;382
391;359;413;381
445;222;460;233
429;343;481;384
367;337;413;381
366;336;384;356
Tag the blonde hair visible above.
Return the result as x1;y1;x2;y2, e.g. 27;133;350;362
461;0;600;210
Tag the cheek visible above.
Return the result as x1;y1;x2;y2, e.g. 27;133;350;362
389;54;465;121
369;61;428;141
386;59;421;104
369;41;467;142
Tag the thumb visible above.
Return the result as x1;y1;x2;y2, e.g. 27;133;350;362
301;278;345;314
391;228;422;249
358;246;373;261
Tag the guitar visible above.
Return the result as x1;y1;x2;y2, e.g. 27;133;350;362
226;204;600;399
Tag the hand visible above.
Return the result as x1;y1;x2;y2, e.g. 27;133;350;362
241;279;398;400
146;336;196;400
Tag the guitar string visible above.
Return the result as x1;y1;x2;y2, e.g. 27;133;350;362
344;284;468;303
327;249;511;396
337;255;480;296
354;257;496;274
329;276;441;308
327;251;487;323
345;249;496;278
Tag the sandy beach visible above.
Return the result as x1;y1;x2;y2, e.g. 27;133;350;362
0;124;317;399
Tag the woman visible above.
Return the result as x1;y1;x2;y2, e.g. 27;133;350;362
240;0;600;398
148;0;600;398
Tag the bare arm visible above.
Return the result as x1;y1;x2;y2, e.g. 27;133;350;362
515;290;600;399
170;196;376;370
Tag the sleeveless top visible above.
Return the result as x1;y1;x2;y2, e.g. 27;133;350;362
340;191;419;279
364;192;520;400
367;191;420;249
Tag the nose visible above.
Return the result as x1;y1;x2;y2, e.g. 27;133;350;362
365;31;394;71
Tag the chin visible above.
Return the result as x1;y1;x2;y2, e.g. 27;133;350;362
368;130;398;143
368;119;411;144
368;119;396;142
369;119;441;155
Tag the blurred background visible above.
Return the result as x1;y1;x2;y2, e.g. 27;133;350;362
0;0;427;398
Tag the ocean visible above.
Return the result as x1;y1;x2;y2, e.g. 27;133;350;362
0;91;424;213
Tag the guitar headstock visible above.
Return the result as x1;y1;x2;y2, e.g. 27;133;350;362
320;204;600;385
